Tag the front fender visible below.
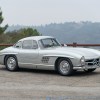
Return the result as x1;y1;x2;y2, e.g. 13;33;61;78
42;54;75;68
42;54;81;69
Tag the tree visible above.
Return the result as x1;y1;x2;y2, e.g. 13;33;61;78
20;28;40;37
0;8;8;34
6;28;40;43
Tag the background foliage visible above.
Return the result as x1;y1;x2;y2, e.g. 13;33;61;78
0;8;8;35
0;8;40;44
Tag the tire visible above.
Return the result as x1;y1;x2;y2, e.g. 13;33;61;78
5;56;18;71
57;58;73;76
84;68;96;72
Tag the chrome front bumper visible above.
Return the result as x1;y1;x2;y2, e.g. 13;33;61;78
73;65;100;70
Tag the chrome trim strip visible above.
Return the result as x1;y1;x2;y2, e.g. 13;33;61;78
43;55;74;59
18;62;54;67
1;53;18;55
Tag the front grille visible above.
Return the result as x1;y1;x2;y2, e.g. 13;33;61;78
85;58;100;66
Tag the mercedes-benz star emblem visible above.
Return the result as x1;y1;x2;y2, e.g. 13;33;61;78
93;59;99;66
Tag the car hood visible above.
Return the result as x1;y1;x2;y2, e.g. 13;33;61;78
47;47;100;59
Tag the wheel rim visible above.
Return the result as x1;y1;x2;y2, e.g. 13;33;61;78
59;60;70;74
7;57;16;70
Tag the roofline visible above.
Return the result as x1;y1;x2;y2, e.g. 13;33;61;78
19;36;54;41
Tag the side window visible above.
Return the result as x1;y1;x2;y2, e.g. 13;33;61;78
33;40;38;49
22;40;38;49
39;40;44;49
23;40;33;49
14;41;22;48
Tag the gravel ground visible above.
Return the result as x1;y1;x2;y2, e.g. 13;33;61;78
0;65;100;100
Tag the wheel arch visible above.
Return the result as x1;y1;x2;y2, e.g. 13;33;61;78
4;54;17;65
55;57;73;71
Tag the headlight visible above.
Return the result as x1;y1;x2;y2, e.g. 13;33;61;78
80;56;85;66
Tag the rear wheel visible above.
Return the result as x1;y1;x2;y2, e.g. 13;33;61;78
5;56;18;71
57;58;73;76
84;68;96;72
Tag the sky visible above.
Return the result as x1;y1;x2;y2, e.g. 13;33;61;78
0;0;100;26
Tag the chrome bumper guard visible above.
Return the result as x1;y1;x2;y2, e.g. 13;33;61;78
73;64;100;70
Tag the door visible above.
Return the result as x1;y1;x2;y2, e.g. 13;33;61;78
18;40;39;68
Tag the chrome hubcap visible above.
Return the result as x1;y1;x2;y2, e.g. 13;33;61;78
7;57;16;70
60;60;70;74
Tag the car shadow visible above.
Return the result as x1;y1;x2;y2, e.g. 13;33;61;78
19;68;58;75
72;70;100;77
19;68;100;77
0;66;100;77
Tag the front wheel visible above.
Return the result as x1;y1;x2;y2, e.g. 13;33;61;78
57;58;73;76
84;68;96;72
5;56;18;71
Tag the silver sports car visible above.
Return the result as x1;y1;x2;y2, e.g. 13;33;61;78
0;36;100;76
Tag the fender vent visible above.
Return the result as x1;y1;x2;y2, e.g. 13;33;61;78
41;57;49;63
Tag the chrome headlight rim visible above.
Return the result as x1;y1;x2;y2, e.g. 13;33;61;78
80;56;85;66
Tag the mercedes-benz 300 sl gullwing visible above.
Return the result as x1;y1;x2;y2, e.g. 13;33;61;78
0;36;100;76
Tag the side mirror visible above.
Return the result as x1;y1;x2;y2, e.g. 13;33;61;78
16;46;20;48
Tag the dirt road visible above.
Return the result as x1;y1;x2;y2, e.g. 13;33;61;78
0;65;100;100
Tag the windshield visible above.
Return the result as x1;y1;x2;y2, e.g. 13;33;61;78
40;38;61;48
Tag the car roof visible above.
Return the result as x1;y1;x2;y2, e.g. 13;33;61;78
19;36;54;41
